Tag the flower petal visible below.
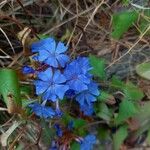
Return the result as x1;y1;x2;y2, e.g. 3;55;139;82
45;57;58;68
34;80;49;95
56;54;69;67
55;42;68;54
31;38;55;53
89;82;99;96
29;103;55;118
43;89;57;101
54;84;69;99
53;70;66;84
38;68;53;81
85;94;96;105
38;50;50;61
68;79;88;92
76;93;85;106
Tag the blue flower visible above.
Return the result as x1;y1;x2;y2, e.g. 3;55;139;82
31;37;69;68
31;37;54;52
34;68;69;101
80;103;94;116
54;124;63;137
76;82;99;106
29;102;55;118
80;134;96;150
64;58;91;92
76;57;92;74
22;66;35;74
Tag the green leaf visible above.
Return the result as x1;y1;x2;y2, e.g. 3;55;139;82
20;85;32;95
112;11;138;39
41;120;55;146
136;62;150;80
62;113;73;125
38;34;49;39
70;142;80;150
115;100;138;124
95;103;112;122
98;91;114;102
147;128;150;145
74;118;86;129
124;82;144;101
89;55;106;80
111;76;125;90
98;127;111;150
0;69;21;107
113;125;128;150
98;126;111;141
111;76;144;101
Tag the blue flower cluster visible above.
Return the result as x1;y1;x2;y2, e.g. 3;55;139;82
25;37;100;119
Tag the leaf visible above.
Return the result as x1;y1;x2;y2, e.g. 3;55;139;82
111;76;144;101
98;91;115;104
95;103;112;122
124;82;144;101
111;76;125;90
98;126;111;141
70;142;80;150
0;69;21;113
40;120;55;146
115;99;138;124
146;128;150;145
134;101;150;126
89;55;106;80
17;27;32;55
74;118;86;129
112;11;138;39
113;125;128;150
20;85;32;95
62;113;73;125
136;62;150;80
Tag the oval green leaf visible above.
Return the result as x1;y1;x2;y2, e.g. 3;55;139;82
136;62;150;80
0;69;21;107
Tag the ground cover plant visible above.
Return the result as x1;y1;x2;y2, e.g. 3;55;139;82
0;0;150;150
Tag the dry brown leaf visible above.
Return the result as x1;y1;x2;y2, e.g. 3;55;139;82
17;27;32;55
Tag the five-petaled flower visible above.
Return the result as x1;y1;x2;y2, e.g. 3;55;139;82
76;82;99;106
64;58;91;92
31;38;69;68
34;68;69;101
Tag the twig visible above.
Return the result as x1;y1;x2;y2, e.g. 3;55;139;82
0;27;15;54
73;0;106;50
105;25;150;70
43;6;95;34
